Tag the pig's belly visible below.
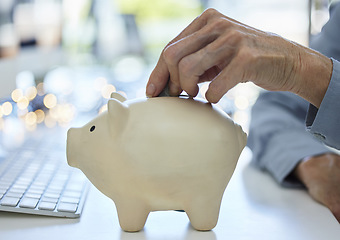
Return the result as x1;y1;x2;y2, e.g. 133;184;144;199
124;153;235;211
141;179;226;212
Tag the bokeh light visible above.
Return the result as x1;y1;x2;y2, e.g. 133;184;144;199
25;86;38;101
101;84;116;99
2;102;13;116
17;96;29;110
234;95;249;110
25;111;37;125
37;82;45;96
43;93;57;109
49;103;75;124
35;109;45;123
44;113;56;128
11;89;24;102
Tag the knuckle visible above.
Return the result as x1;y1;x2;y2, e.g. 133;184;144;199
202;8;218;18
178;57;194;77
200;8;223;25
226;28;243;42
163;45;178;66
208;17;230;33
218;28;243;49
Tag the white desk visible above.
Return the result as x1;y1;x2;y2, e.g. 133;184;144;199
0;148;339;240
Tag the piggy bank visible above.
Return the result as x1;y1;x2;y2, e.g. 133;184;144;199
66;92;247;232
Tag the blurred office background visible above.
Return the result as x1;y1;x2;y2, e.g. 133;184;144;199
0;0;335;136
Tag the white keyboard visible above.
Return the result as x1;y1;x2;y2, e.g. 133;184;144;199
0;128;89;218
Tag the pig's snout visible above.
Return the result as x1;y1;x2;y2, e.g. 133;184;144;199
66;128;79;168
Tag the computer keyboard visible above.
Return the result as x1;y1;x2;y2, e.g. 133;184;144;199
0;127;89;218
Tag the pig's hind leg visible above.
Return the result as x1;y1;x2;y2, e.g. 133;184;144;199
184;196;222;231
115;199;150;232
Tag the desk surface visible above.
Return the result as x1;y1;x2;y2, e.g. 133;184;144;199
0;148;339;240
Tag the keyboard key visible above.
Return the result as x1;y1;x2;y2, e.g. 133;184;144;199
9;187;26;194
24;192;42;199
47;185;64;192
31;181;48;188
41;197;59;204
12;183;30;189
27;188;44;195
19;197;39;209
65;183;83;192
57;202;78;213
63;190;82;198
60;196;80;204
0;183;11;190
0;188;8;195
44;192;60;199
38;201;57;211
6;191;23;198
1;196;20;206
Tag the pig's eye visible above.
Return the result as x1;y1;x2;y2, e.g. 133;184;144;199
90;125;96;132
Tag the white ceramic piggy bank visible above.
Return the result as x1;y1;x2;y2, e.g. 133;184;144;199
66;92;247;232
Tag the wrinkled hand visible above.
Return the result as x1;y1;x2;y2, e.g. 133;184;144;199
294;153;340;223
146;8;332;107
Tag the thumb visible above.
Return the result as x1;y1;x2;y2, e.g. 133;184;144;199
146;58;170;97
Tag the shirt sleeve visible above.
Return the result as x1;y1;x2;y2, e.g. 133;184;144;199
306;58;340;150
248;92;332;188
248;3;340;187
309;3;340;61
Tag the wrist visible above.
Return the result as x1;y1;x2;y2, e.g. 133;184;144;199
294;47;333;108
294;153;336;185
294;156;314;186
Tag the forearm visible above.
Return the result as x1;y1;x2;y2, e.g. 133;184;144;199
293;47;333;108
248;92;331;187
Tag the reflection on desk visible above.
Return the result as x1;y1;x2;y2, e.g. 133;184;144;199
0;147;339;240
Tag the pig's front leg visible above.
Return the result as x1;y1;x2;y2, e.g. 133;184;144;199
184;196;222;231
115;199;150;232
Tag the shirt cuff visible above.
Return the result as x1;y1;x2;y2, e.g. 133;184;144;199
256;129;331;188
306;58;340;150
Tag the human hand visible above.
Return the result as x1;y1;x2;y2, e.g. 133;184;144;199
294;153;340;223
146;8;332;107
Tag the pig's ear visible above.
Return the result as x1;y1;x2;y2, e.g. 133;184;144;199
111;92;127;102
108;99;129;134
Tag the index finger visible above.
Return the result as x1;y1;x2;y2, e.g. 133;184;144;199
146;8;221;97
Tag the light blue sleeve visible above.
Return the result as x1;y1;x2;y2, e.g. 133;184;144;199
309;3;340;61
306;3;340;150
306;59;340;149
248;92;331;188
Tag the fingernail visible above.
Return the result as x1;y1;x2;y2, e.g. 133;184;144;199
146;83;156;97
